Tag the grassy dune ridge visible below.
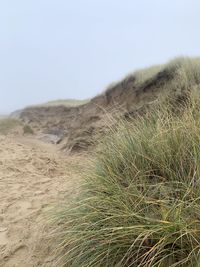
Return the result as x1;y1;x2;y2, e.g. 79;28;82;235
51;57;200;266
126;56;200;88
31;98;89;108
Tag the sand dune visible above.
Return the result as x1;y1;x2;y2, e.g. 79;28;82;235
0;135;84;266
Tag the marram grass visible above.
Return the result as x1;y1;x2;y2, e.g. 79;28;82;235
51;98;200;265
51;96;200;267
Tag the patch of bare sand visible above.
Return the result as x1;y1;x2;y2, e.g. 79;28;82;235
0;135;86;266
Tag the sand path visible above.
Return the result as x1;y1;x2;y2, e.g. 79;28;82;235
0;135;84;266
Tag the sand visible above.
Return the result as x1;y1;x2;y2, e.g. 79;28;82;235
0;135;84;266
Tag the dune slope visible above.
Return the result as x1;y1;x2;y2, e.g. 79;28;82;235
0;135;84;266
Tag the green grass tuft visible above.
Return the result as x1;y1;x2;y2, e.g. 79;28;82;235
134;56;200;89
52;95;200;267
105;57;200;98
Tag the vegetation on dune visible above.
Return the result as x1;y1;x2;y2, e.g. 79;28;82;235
23;124;34;135
105;57;200;98
0;118;33;135
32;98;89;108
51;57;200;267
132;56;200;88
0;118;21;135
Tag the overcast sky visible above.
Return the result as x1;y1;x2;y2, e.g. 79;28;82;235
0;0;200;113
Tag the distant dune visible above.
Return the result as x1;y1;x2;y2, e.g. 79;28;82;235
14;56;200;152
31;99;89;108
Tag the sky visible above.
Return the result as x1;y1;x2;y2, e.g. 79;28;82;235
0;0;200;113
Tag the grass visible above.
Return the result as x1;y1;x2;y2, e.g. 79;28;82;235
23;124;34;135
0;118;21;135
31;99;89;108
51;91;200;267
133;64;163;86
134;57;200;89
51;57;200;267
105;57;200;99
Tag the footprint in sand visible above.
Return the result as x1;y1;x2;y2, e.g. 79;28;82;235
0;228;8;245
